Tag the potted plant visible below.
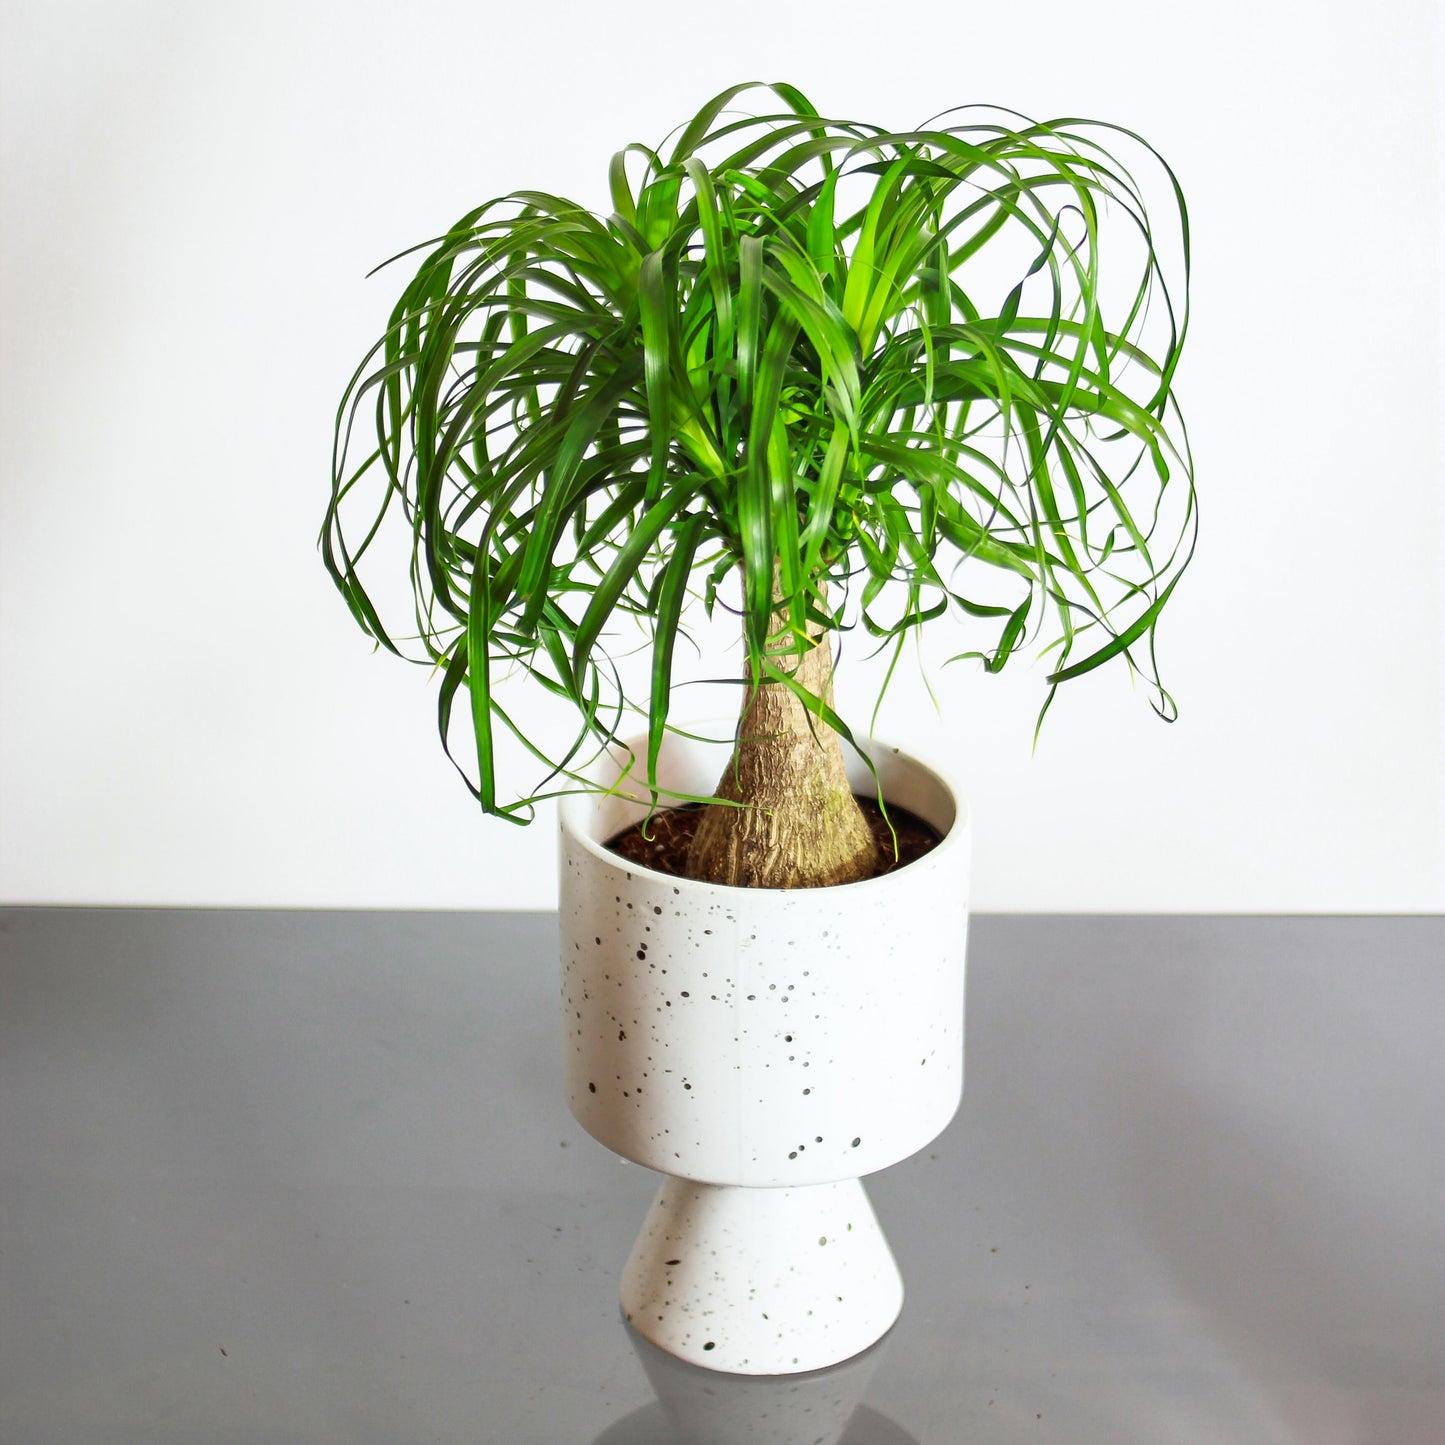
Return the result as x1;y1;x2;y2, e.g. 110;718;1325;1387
323;82;1193;1375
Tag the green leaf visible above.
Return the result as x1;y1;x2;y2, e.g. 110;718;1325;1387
572;490;691;690
647;510;709;788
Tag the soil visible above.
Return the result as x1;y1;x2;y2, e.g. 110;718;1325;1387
604;795;943;883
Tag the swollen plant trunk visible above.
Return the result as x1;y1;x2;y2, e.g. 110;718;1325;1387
685;608;879;890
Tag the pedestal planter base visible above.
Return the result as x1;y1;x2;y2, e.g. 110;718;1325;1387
621;1177;904;1375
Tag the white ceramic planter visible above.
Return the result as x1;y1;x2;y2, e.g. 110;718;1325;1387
559;728;969;1375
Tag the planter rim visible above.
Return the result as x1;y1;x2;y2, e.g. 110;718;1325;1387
558;727;968;899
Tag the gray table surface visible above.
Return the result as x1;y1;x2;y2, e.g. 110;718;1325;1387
1;909;1441;1445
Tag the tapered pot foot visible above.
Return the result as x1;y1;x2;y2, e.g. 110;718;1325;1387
620;1176;903;1375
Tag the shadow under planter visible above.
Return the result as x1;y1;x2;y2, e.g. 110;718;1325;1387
593;1323;918;1444
559;729;969;1375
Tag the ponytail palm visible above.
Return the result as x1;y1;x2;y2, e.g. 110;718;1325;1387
324;82;1194;885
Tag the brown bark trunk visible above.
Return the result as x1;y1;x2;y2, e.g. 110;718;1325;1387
684;595;879;889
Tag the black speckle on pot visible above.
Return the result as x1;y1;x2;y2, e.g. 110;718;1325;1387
785;1034;793;1042
653;905;662;914
680;991;689;998
789;1151;798;1159
703;1341;716;1351
588;1083;596;1093
803;1088;811;1095
618;1029;627;1041
636;949;646;961
818;1236;828;1246
852;1137;862;1147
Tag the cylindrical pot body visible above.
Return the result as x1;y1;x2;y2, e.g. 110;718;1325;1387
558;730;969;1188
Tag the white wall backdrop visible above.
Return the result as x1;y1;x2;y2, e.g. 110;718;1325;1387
2;0;1442;912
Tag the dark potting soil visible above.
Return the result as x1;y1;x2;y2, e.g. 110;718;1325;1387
604;796;943;882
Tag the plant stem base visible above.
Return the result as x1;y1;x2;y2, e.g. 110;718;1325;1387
620;1177;904;1375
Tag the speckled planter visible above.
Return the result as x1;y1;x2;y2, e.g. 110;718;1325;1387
558;729;969;1375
